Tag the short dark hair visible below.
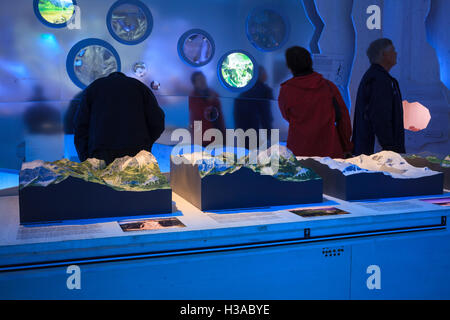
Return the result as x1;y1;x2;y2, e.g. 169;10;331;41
190;71;205;84
285;46;313;76
367;38;393;64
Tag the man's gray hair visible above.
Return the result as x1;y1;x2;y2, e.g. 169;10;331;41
367;38;393;64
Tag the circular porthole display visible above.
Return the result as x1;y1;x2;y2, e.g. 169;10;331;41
107;0;153;45
177;29;215;67
66;39;121;89
246;8;289;52
217;51;258;91
33;0;77;28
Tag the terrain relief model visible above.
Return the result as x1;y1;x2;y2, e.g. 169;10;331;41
404;153;450;189
405;154;450;168
301;151;442;179
175;145;321;182
20;150;169;192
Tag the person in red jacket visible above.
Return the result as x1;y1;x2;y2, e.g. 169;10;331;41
188;71;226;147
278;46;353;158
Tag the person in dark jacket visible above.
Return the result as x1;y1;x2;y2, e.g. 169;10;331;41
278;46;353;158
352;38;405;156
188;71;226;147
233;66;273;149
74;72;165;164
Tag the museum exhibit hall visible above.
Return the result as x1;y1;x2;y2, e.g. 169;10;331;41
0;0;449;303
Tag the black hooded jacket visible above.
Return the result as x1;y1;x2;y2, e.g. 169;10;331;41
352;64;405;156
74;72;165;162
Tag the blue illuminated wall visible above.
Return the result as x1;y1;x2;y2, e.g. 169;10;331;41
382;0;449;155
309;0;355;108
0;0;448;173
426;0;450;90
0;0;314;170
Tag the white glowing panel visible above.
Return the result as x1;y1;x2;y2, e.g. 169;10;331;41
403;101;431;132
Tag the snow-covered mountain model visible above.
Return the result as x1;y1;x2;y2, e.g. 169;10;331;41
170;144;323;210
297;151;444;200
300;151;441;179
20;150;169;191
175;144;320;182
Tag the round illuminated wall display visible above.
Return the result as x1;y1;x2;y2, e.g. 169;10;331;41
246;8;290;52
177;29;215;67
66;39;121;89
107;0;153;45
217;51;258;91
33;0;77;28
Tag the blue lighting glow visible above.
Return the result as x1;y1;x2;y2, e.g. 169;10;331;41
425;0;450;89
0;59;29;78
39;33;60;50
0;169;19;190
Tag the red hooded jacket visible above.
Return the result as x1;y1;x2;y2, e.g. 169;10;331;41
278;72;353;158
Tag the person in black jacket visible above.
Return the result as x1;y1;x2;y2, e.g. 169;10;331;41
352;38;405;156
233;66;274;149
74;72;165;164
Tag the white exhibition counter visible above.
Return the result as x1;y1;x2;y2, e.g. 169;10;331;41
0;191;449;299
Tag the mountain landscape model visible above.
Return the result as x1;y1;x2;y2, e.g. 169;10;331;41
174;145;320;182
300;151;441;179
20;150;169;191
403;153;449;189
405;153;450;168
